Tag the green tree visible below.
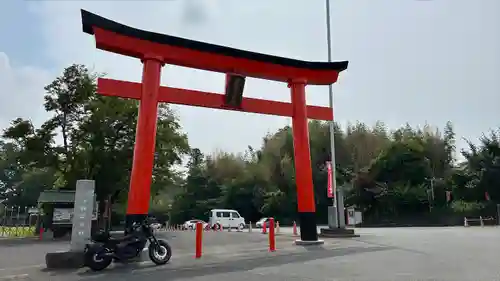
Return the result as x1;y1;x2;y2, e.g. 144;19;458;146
1;64;189;217
5;68;498;228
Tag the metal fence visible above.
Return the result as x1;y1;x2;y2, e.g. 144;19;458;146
1;206;38;238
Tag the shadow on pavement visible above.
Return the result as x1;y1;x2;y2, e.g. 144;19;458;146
69;245;393;280
350;237;430;256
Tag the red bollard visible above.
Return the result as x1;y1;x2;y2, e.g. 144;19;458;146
39;228;44;240
195;222;203;258
262;221;267;234
268;218;276;252
292;221;298;236
213;223;220;232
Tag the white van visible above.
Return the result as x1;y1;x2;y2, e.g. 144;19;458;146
208;209;245;229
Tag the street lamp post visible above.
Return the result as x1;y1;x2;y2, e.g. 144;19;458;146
325;0;345;229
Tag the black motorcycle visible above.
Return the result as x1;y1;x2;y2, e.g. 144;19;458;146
84;219;172;271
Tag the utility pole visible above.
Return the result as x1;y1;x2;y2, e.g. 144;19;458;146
325;0;340;228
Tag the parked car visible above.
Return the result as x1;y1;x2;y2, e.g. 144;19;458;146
150;222;162;230
255;217;269;228
256;217;277;228
183;219;209;230
208;209;246;229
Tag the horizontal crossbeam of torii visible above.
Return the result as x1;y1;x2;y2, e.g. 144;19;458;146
98;78;333;120
81;9;348;243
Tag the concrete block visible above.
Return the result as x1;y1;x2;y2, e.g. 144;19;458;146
45;251;84;269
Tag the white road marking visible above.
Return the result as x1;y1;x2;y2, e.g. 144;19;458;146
0;273;29;280
0;264;43;272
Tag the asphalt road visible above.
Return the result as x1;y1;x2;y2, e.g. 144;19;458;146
1;226;499;280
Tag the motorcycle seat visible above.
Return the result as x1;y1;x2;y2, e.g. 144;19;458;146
107;234;135;243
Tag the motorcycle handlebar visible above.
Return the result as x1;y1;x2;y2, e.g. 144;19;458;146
130;219;153;230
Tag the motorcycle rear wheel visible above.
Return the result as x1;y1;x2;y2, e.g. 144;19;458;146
148;239;172;265
85;248;112;271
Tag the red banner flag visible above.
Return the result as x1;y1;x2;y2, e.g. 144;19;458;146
485;191;491;201
326;161;334;198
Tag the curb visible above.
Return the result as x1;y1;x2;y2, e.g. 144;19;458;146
0;237;69;246
0;231;173;246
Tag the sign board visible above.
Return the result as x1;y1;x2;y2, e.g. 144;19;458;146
326;161;334;198
53;207;97;224
70;180;95;252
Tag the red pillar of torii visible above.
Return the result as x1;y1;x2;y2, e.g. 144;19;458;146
81;10;348;242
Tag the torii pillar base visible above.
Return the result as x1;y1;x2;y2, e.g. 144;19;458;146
319;228;359;238
294;239;325;246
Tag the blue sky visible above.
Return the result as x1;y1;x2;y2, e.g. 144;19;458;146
1;0;499;158
0;1;48;67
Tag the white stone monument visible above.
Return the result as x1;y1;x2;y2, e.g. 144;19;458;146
70;180;95;252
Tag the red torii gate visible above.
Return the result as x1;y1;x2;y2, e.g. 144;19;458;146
81;10;348;242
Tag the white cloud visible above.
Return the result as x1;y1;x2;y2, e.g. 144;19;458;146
0;52;51;130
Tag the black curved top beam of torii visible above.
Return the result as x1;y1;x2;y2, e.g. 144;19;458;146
81;9;348;85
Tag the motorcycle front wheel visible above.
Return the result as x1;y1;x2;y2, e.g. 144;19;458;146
85;247;112;271
148;239;172;265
